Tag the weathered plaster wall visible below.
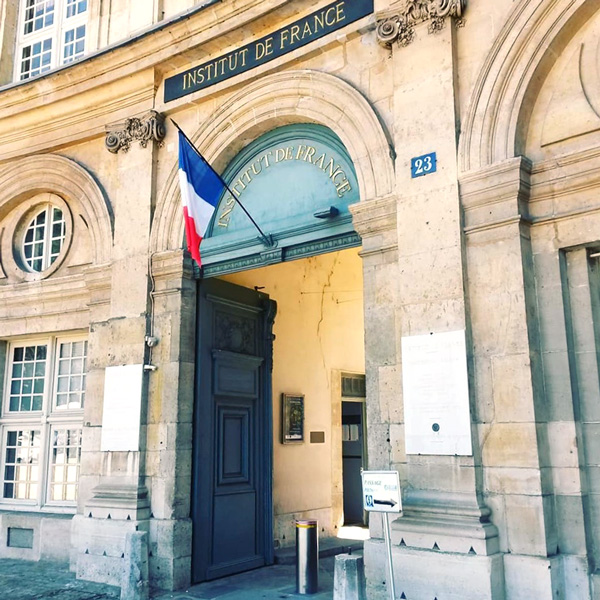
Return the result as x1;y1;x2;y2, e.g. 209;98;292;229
223;247;365;546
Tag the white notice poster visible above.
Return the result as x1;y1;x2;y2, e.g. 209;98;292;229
101;364;144;452
401;330;472;456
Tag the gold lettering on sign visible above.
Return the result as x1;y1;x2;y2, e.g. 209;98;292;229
278;1;346;51
256;37;274;60
217;142;353;228
217;196;237;228
181;48;250;91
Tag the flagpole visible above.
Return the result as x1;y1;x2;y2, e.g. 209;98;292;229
171;119;273;248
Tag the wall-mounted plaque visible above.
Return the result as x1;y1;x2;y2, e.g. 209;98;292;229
101;364;144;452
401;330;473;456
282;394;304;444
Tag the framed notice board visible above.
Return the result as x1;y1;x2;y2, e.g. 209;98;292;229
282;393;304;444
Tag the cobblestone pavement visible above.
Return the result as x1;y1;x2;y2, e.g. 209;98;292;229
0;559;120;600
0;557;336;600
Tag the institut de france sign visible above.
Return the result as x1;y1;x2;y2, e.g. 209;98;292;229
164;0;374;102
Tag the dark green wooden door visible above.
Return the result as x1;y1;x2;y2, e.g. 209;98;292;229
193;278;275;582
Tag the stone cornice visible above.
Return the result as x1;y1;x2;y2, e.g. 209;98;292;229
151;249;194;283
376;0;466;47
0;273;91;325
84;263;112;307
0;0;312;160
459;157;532;233
350;195;398;237
461;149;600;232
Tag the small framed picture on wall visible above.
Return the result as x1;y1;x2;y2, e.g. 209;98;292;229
282;393;304;444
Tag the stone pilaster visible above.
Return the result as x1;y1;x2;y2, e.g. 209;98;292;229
145;249;196;591
360;11;502;599
461;157;563;599
72;137;157;587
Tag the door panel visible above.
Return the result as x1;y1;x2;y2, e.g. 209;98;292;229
193;278;275;582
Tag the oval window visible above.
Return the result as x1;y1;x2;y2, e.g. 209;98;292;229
22;204;67;272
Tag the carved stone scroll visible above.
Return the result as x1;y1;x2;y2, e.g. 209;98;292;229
105;110;166;154
376;0;466;48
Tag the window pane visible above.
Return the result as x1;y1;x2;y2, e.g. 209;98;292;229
55;341;87;409
9;344;46;412
49;428;81;502
62;24;85;64
32;395;43;411
23;0;54;34
2;430;41;500
66;0;86;17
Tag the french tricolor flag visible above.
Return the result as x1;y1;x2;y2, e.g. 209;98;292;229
178;130;225;265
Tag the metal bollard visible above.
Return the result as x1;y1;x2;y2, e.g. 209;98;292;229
296;520;319;594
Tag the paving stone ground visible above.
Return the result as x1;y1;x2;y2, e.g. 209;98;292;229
0;557;337;600
0;559;120;600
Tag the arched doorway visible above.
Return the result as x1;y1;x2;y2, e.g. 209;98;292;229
191;123;366;582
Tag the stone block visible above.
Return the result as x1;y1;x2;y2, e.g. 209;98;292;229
582;423;600;464
504;493;553;555
364;538;504;600
537;285;569;354
484;493;508;552
39;516;73;564
562;554;591;600
405;459;476;495
483;466;542;495
334;553;365;600
148;518;192;560
77;552;123;587
364;304;396;367
480;423;540;468
577;351;600;421
379;364;402;424
586;465;600;494
397;247;464;306
389;424;406;464
473;354;494;423
399;297;467;336
121;531;149;600
366;423;390;470
491;353;535;423
546;421;579;468
0;513;40;561
549;466;582;495
541;351;576;422
397;193;461;258
503;554;562;600
592;572;600;600
554;494;587;555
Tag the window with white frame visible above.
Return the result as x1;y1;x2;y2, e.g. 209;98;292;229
15;0;88;81
22;203;67;273
1;336;87;507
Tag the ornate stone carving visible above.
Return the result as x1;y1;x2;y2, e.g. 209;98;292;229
105;110;166;153
377;0;466;48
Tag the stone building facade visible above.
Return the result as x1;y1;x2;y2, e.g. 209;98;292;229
0;0;599;598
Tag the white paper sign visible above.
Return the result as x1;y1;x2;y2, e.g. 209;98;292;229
402;330;473;455
101;364;144;452
362;471;402;513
